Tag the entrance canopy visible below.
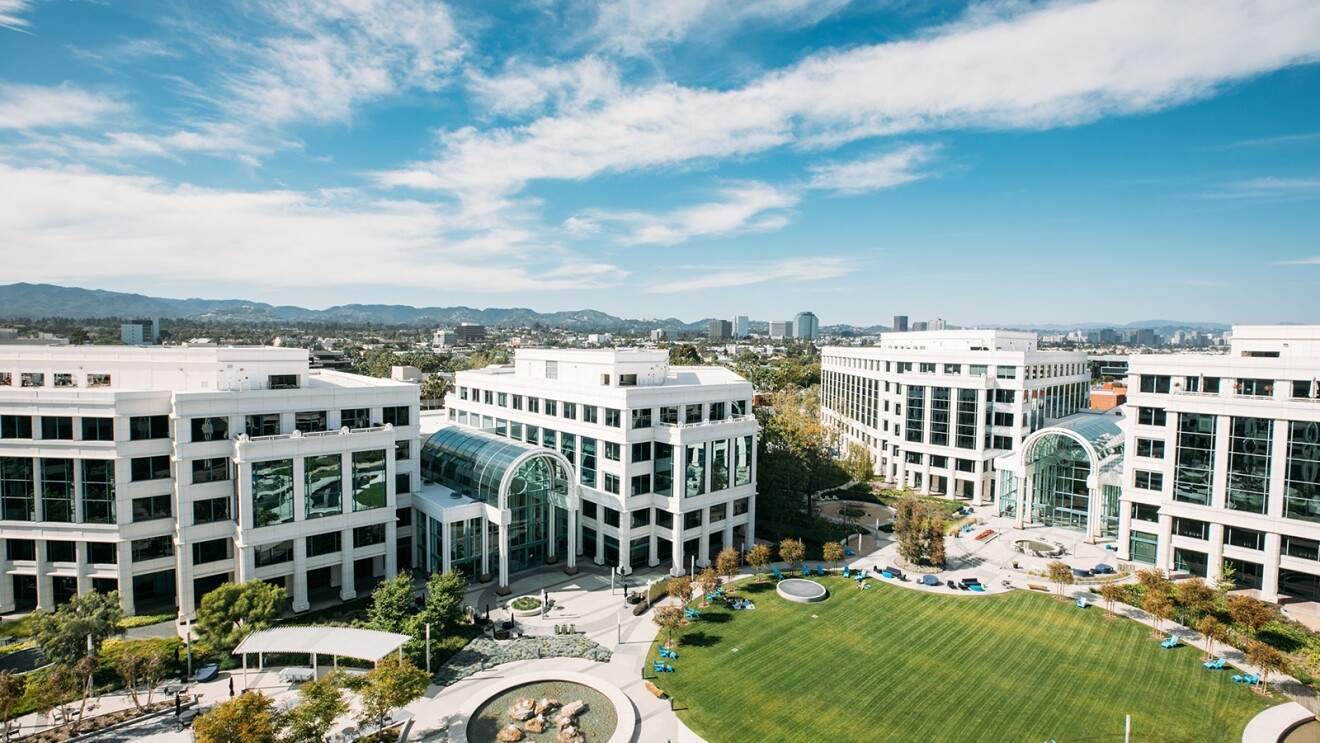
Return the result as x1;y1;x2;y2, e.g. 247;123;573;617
234;626;411;663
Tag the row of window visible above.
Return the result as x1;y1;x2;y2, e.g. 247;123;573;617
0;372;112;388
254;523;390;567
457;388;750;429
6;539;118;564
251;451;392;528
0;408;412;445
1140;374;1319;399
580;499;750;531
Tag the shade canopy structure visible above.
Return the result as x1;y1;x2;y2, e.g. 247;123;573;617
234;626;411;664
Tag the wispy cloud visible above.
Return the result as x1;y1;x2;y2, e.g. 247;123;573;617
582;182;798;245
588;0;851;56
0;0;31;31
1179;279;1226;287
806;144;941;195
0;84;124;130
384;0;1320;200
647;256;857;293
1207;131;1320;150
1203;177;1320;199
1273;256;1320;265
0;163;624;292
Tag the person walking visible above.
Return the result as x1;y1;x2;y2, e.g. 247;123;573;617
228;677;235;697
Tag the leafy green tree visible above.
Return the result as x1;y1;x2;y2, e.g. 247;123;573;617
419;375;452;406
196;580;287;654
368;572;416;635
715;547;741;589
923;513;946;569
30;590;124;667
1099;582;1125;615
408;571;466;666
1144;591;1175;632
115;642;169;712
1227;594;1276;637
1046;561;1075;596
777;538;805;569
746;544;773;581
1215;561;1238;596
282;676;347;743
839;443;873;483
668;344;703;365
0;670;24;742
1245;640;1290;693
696;568;720;607
350;658;430;730
1198;615;1228;659
652;605;686;648
822;541;845;567
894;498;925;564
1174;578;1216;622
193;691;279;743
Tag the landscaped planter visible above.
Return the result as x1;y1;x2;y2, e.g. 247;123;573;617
509;596;543;617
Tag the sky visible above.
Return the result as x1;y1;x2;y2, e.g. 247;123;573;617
1;0;1320;327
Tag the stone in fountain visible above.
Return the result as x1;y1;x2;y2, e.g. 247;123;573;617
555;700;588;729
509;698;537;721
555;725;585;743
535;698;560;716
496;724;525;742
526;715;548;734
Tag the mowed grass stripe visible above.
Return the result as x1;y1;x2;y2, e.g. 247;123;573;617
647;578;1279;743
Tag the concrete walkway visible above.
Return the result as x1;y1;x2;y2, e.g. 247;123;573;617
1242;702;1314;743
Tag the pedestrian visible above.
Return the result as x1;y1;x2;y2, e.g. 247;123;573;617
174;691;181;718
229;677;235;697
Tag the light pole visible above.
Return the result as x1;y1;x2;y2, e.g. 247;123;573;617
690;555;695;581
425;623;432;674
184;619;192;678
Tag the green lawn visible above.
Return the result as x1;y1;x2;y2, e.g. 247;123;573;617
650;578;1280;743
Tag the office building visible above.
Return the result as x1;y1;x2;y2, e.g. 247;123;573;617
121;319;159;346
732;316;749;339
431;349;756;587
456;323;487;343
893;316;909;333
649;329;667;342
432;329;459;349
821;330;1089;503
0;346;420;618
1116;325;1320;602
768;321;791;340
792;312;819;341
709;320;732;341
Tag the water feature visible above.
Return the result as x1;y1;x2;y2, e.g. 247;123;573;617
467;680;617;743
776;578;829;603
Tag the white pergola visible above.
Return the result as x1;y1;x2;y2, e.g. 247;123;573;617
233;626;411;687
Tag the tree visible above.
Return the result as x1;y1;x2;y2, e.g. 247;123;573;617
1245;640;1290;693
746;544;772;581
419;375;452;407
0;671;24;742
30;589;125;667
839;443;873;484
282;676;347;743
369;572;416;635
668;344;703;366
1098;582;1125;615
1227;595;1277;637
1144;592;1175;632
696;568;720;607
1215;561;1238;596
1135;568;1169;593
778;538;805;569
1174;578;1216;622
894;497;925;565
666;576;692;604
1046;561;1075;596
350;658;430;730
196;580;286;654
922;513;946;569
1197;615;1228;659
409;571;467;667
715;547;741;589
116;642;169;712
652;605;686;648
822;541;845;568
193;691;279;743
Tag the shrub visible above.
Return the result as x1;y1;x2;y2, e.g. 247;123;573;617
510;597;542;612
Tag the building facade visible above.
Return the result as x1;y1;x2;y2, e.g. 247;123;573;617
708;320;732;340
0;347;419;618
436;349;756;581
768;321;791;340
892;316;909;333
1117;326;1320;602
793;312;819;341
732;316;749;339
821;331;1089;503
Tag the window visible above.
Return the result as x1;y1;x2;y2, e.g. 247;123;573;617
497;393;507;408
512;395;523;410
685;444;706;497
5;540;33;561
1226;526;1265;551
81;459;114;523
601;507;620;527
41;416;73;440
604;442;620;461
605;408;621;427
395;441;411;461
1129;530;1158;564
709;402;726;421
0;416;32;439
254;540;293;567
657;443;676;495
544;400;557;416
306;532;341;557
1172;517;1209;540
528;398;540;414
252;459;295;527
683;510;702;530
1174;548;1209;577
660;406;679;425
996;366;1017;380
245;414;280;438
732;399;748;417
631;508;651;528
1295;380;1316;399
382;406;410;427
87;542;117;564
734;497;749;516
132;535;174;562
619;374;637;386
47;540;76;563
354;523;387;548
582;500;598;520
193;496;232;524
1136;438;1166;459
131;455;170;482
545;360;558;379
0;373;8;387
1238;378;1273;397
563;402;577;420
1130;502;1160;522
905;385;925;443
684;405;702;424
929;454;948;469
192;539;230;565
992;411;1014;427
631;442;652;462
295;410;327;433
711;440;730;490
580;438;597;488
268;374;299;389
1133;470;1163;491
82;417;114;441
341;408;370;429
1140;375;1172;393
604;473;620;494
130;415;169;440
41;458;73;522
459;387;469;401
1138;407;1167;426
655;509;673;529
305;454;342;518
396;472;411;494
1227;417;1271;514
632;408;653;429
969;364;988;377
733;437;751;487
352;450;387;511
191;416;229;442
631;474;651;496
583;406;598;424
919;362;936;373
87;373;111;387
51;373;73;388
132;494;172;522
1287;421;1320;523
21;373;44;387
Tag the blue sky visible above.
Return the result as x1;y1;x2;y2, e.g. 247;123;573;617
1;0;1319;326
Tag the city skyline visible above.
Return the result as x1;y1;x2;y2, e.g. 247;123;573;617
2;1;1320;324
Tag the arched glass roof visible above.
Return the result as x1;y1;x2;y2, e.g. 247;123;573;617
420;427;541;506
1047;414;1123;460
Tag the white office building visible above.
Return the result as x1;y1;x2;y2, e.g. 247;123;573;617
0;347;419;619
425;349;756;589
768;321;791;340
1116;325;1320;602
821;330;1089;504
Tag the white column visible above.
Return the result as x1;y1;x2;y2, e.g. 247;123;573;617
1206;522;1225;583
292;537;309;612
116;542;136;616
34;540;52;612
339;528;356;600
698;512;711;567
1260;532;1282;603
745;495;757;550
479;520;490;579
565;508;578;573
670;518;685;577
384;519;398;580
547;506;557;561
1155;514;1174;573
972;472;986;506
497;523;510;590
1210;415;1231;510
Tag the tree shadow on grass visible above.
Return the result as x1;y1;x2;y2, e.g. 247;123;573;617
680;631;722;648
741;582;775;595
698;613;732;625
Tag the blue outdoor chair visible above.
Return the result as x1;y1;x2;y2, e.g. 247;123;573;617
685;608;701;620
1160;636;1179;648
1076;597;1087;609
773;568;783;581
842;566;851;578
845;545;855;556
801;566;810;577
653;660;674;673
1202;657;1224;669
815;565;826;576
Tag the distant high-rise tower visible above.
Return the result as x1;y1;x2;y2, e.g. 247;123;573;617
768;321;791;339
793;312;819;341
732;315;749;339
932;318;946;331
709;319;732;340
893;315;909;333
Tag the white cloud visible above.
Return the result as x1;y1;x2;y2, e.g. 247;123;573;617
583;182;798;245
467;56;622;118
646;256;856;293
0;0;31;31
1273;256;1320;265
0;84;123;130
1179;279;1226;287
1204;177;1320;199
385;0;1320;199
806;144;941;194
0;163;624;292
590;0;851;56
